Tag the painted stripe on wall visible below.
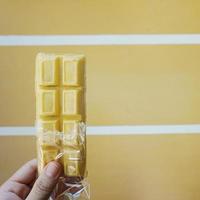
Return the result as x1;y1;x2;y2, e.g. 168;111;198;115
0;125;200;136
0;35;200;46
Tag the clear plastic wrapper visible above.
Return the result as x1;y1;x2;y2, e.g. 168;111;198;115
35;53;90;200
36;122;90;200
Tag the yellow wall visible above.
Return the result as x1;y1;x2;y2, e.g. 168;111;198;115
0;46;200;126
1;0;200;200
1;135;200;200
1;0;200;34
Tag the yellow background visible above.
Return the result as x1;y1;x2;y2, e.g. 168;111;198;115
1;135;200;200
0;46;200;126
0;0;200;200
1;0;200;34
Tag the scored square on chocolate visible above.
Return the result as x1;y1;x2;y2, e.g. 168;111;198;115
62;55;85;86
63;160;85;177
38;119;59;133
38;89;59;116
63;148;82;161
62;120;80;134
37;54;59;86
41;147;59;166
62;88;83;116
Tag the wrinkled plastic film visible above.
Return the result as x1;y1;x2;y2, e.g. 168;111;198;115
35;53;90;200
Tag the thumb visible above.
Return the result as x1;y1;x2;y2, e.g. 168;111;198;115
26;161;62;200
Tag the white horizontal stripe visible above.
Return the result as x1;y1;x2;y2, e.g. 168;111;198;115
0;34;200;46
0;125;200;136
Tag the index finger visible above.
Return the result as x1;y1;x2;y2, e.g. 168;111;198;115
9;159;37;185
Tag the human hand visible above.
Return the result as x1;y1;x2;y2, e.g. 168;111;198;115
0;159;62;200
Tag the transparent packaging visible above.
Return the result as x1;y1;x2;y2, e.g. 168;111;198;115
36;122;90;200
35;53;89;199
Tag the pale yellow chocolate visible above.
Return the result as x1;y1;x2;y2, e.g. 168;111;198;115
38;55;59;86
38;89;59;116
62;56;85;86
38;143;60;174
36;53;86;178
38;119;60;133
63;120;80;134
37;122;61;175
62;147;85;177
63;160;85;177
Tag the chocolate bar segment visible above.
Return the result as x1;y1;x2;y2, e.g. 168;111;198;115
36;53;86;178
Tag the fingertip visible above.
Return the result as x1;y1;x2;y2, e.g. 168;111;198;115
27;159;37;167
44;161;62;179
10;159;38;184
26;161;61;200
